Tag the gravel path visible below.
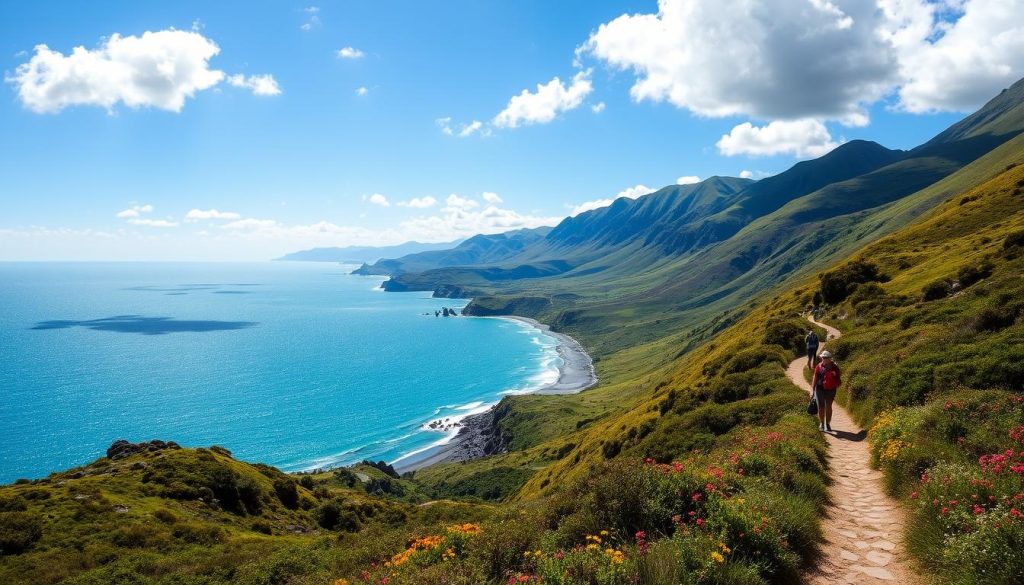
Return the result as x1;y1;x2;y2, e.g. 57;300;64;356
789;317;922;585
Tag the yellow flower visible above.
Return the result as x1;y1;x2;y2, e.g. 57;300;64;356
711;551;725;564
586;543;599;551
600;530;609;536
718;542;732;554
333;580;350;585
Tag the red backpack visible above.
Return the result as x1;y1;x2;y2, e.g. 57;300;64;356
818;363;841;390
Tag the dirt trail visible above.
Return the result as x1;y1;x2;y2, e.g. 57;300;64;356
790;317;921;584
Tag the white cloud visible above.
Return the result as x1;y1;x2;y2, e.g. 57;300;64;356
128;218;178;228
580;0;1024;123
888;0;1024;112
582;0;892;123
716;119;840;158
185;208;241;221
397;196;437;209
356;86;369;96
570;184;655;216
482;192;503;204
436;117;454;135
304;6;319;13
493;70;593;128
398;198;561;241
458;120;484;137
367;193;390;207
227;73;281;96
445;193;479;210
591;101;606;113
676;175;701;185
115;204;154;218
617;184;656;199
337;47;364;59
739;169;773;180
7;29;280;113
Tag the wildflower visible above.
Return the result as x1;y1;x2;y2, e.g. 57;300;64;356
555;550;565;560
910;491;918;499
600;530;609;536
333;580;350;585
973;505;984;515
696;518;705;527
711;551;725;563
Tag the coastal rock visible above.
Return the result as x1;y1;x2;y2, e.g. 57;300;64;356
106;439;182;461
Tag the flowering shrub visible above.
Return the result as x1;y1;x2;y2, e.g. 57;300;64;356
873;393;1024;584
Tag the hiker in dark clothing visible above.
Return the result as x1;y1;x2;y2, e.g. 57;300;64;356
805;329;820;370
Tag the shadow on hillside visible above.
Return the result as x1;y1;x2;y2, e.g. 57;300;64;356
31;315;257;335
830;429;867;442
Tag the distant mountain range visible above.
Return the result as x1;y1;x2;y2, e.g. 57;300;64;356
351;228;552;276
370;76;1024;354
275;240;462;264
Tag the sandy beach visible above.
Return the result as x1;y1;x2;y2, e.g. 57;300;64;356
394;316;597;473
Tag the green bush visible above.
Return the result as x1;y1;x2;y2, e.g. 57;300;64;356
0;511;43;555
922;279;951;301
273;478;299;510
818;260;884;304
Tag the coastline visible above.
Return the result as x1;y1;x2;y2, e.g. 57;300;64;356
393;316;597;473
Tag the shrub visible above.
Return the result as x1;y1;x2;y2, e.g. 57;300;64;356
273;478;299;510
762;319;805;356
721;346;788;375
0;511;43;555
1003;230;1024;249
316;500;361;532
957;262;993;288
818;260;883;304
922;280;951;301
153;508;178;524
966;307;1018;333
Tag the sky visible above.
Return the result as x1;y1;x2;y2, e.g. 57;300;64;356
1;0;1022;261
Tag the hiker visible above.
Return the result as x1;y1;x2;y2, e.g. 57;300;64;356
811;350;841;432
805;329;819;369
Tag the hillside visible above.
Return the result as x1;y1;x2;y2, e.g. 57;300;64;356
352;227;551;276
275;240;462;264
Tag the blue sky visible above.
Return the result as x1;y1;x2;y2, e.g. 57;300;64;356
1;0;1021;260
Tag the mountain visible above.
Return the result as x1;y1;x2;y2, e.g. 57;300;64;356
275;239;462;263
383;78;1024;355
351;227;552;276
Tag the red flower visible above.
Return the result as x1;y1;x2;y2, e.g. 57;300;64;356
910;492;918;499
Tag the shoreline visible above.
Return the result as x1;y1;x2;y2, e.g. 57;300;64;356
393;315;597;473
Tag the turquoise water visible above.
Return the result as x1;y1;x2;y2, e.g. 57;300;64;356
0;262;559;484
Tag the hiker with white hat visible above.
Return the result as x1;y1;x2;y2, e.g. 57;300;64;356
811;350;842;432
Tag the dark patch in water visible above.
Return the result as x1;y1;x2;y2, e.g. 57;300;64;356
31;315;257;335
213;291;251;295
165;292;188;296
125;286;218;292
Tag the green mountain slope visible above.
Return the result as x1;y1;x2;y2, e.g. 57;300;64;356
352;227;551;276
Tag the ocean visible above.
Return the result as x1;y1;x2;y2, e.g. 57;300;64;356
0;262;560;484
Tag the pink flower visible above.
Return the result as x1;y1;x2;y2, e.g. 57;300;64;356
696;518;705;527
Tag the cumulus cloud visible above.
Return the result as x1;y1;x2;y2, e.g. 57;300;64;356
226;73;281;96
591;101;606;113
7;29;280;113
356;86;369;96
493;70;593;128
115;204;154;218
482;192;503;204
397;196;437;209
445;194;479;210
582;0;893;123
366;193;390;207
888;0;1024;112
570;184;655;216
580;0;1024;125
676;176;701;185
716;119;840;158
185;208;241;221
337;47;364;59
